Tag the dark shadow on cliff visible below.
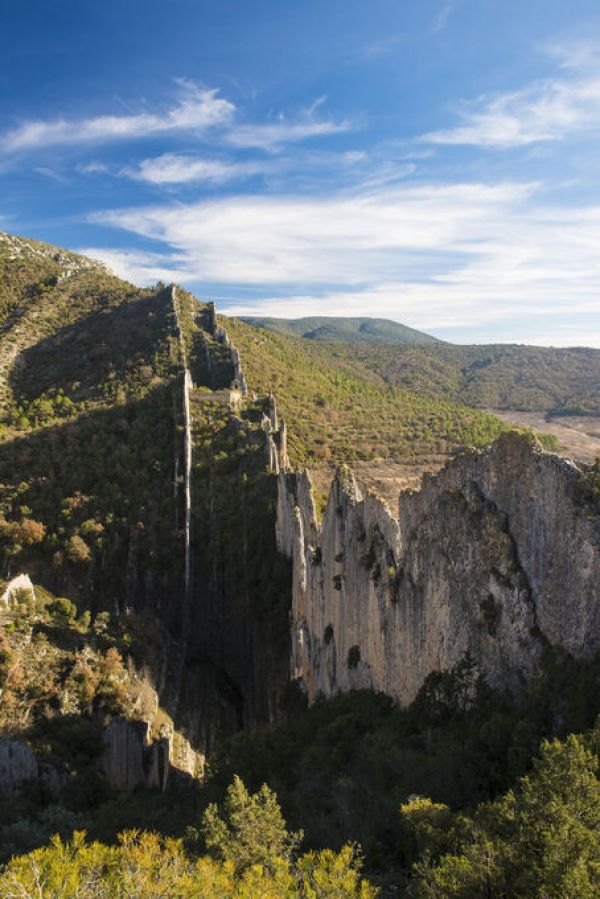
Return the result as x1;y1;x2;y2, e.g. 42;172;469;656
0;385;293;763
0;712;202;864
8;287;176;405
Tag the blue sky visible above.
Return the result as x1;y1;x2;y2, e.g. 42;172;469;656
2;0;600;345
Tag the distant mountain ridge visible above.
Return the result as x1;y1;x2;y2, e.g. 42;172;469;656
240;315;440;345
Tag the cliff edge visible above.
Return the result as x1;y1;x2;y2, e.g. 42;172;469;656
278;432;600;704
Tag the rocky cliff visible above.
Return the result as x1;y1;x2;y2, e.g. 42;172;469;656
278;432;600;704
4;232;600;797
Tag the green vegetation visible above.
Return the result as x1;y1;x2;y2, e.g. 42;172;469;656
1;234;599;896
240;316;600;415
0;239;187;624
2;579;600;897
240;315;438;345
317;340;600;416
408;730;600;897
580;456;600;506
226;318;509;465
212;649;600;893
0;384;183;614
0;583;156;735
0;778;376;898
0;583;187;861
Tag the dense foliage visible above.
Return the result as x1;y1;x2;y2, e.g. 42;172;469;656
241;317;600;415
2;648;600;895
212;649;600;890
225;319;511;465
0;777;376;897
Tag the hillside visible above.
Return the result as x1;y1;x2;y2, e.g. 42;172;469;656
337;341;600;415
1;232;600;895
241;314;600;415
238;318;600;462
0;233;296;859
225;318;519;468
240;315;439;344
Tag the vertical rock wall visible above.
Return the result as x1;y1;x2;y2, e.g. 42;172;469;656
279;432;600;704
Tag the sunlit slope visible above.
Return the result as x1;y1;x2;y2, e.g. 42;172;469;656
225;318;509;465
240;315;439;345
312;341;600;416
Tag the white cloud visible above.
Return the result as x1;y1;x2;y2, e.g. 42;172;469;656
87;178;600;345
33;166;67;182
1;82;352;162
422;58;600;147
2;81;235;153
226;98;354;151
125;153;272;185
77;161;110;175
77;247;190;285
93;181;533;283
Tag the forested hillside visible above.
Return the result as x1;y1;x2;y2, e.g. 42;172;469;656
0;232;598;897
240;315;439;345
225;319;521;466
242;317;600;415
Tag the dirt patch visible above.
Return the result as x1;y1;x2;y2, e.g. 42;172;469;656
488;410;600;464
307;456;447;514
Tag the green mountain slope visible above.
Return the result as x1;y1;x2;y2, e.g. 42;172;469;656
294;340;600;416
225;318;520;466
240;309;600;416
1;232;599;893
0;234;292;853
240;315;439;344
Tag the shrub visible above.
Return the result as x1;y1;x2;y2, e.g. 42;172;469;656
65;535;91;564
48;597;78;625
202;775;302;876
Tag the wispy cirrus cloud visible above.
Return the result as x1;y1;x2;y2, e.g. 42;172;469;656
124;153;274;185
225;97;354;151
1;82;352;159
85;177;600;345
79;246;192;285
432;4;453;35
92;181;533;284
422;47;600;148
227;116;352;150
2;80;235;153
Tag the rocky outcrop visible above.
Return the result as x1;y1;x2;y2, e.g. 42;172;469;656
99;718;170;791
231;345;248;396
279;432;600;704
0;573;35;607
0;738;38;797
261;395;289;474
182;369;193;597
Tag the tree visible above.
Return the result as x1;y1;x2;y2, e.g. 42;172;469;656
202;775;302;875
65;534;91;564
411;727;600;898
48;597;78;625
297;845;378;899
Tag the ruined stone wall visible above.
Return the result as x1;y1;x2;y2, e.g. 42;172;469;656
278;432;600;705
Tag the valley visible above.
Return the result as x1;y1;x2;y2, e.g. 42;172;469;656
0;231;599;895
488;409;600;462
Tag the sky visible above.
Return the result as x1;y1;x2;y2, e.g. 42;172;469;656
2;1;600;345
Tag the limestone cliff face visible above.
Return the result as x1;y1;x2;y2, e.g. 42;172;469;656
0;738;38;797
99;719;170;791
278;433;600;704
